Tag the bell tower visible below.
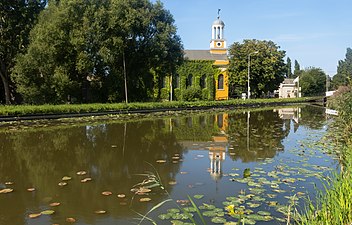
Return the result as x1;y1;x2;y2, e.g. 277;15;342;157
210;9;227;54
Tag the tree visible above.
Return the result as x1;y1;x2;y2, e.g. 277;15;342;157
0;0;46;104
300;67;326;96
286;57;292;78
12;0;183;104
293;60;301;78
228;39;286;98
331;47;352;88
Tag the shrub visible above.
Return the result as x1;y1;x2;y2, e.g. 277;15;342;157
182;87;202;101
201;88;210;100
174;88;181;101
160;88;169;101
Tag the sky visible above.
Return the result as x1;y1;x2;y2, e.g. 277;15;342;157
155;0;352;76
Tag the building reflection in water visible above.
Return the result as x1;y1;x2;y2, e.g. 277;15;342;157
275;107;301;123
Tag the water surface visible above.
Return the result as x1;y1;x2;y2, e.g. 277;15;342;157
0;105;337;224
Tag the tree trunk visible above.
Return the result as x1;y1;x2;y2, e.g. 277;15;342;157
0;61;11;105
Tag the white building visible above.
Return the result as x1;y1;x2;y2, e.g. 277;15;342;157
277;77;301;98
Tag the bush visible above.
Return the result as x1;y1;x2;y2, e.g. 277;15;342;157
160;88;169;101
182;87;202;101
174;88;181;101
201;88;211;100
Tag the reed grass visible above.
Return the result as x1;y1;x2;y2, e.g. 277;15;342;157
0;97;317;117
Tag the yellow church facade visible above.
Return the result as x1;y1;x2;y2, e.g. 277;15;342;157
185;16;229;101
168;15;230;101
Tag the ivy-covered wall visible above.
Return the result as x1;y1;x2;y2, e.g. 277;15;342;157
175;60;220;101
153;60;222;101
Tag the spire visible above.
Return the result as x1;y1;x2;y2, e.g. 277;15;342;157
217;9;221;19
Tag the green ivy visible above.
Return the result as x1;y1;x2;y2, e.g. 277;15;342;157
176;60;220;100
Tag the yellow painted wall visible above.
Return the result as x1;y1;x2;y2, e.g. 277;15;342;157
215;70;229;100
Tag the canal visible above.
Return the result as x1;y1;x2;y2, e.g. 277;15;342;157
0;105;338;225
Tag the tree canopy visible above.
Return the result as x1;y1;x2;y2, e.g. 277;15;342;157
12;0;183;104
286;57;292;78
300;67;326;96
331;47;352;89
0;0;47;104
228;39;286;98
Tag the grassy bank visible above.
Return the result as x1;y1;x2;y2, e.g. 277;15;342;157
0;97;318;117
297;90;352;224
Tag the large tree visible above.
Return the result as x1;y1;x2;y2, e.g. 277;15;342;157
286;57;292;78
300;67;326;96
12;0;183;104
331;47;352;89
228;39;286;98
0;0;46;104
293;59;301;78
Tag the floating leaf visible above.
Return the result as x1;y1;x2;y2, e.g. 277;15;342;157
102;191;112;196
66;217;76;223
180;172;188;175
49;202;61;207
28;213;41;219
140;197;151;202
158;214;171;220
243;168;251;178
0;188;13;194
168;181;177;185
41;210;55;215
81;177;92;183
156;160;166;163
117;194;126;198
257;211;271;216
95;210;106;214
5;182;14;185
76;171;87;176
211;217;227;224
62;176;72;181
58;182;67;186
27;188;35;192
193;195;204;199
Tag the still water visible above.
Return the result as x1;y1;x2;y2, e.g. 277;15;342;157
0;105;337;225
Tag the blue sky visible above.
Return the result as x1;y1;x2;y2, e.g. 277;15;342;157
156;0;351;76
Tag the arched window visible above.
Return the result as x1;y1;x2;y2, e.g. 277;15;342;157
218;74;224;90
217;114;223;128
161;76;166;88
174;74;180;88
186;74;193;88
200;75;206;89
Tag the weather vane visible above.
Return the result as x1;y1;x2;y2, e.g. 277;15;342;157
217;9;221;19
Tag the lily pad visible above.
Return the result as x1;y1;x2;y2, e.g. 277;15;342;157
0;188;13;194
211;217;227;224
193;194;204;199
41;210;55;215
62;176;72;181
139;197;151;202
49;202;61;207
28;213;41;219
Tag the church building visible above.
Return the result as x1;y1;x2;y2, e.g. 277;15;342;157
161;14;230;101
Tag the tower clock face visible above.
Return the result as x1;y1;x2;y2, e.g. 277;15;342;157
216;42;223;47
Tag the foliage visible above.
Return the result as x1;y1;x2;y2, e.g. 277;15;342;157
12;0;183;104
182;87;202;101
294;60;302;78
0;0;47;104
228;39;286;98
297;89;352;225
300;67;326;96
176;60;218;100
0;97;319;117
331;48;352;89
173;88;181;101
286;57;292;78
201;88;211;101
160;88;169;101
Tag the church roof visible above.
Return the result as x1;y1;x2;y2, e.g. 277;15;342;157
213;18;225;26
184;50;228;61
